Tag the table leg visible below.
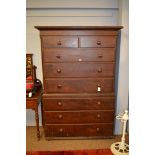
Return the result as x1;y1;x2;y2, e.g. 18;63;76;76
41;99;44;127
35;108;40;140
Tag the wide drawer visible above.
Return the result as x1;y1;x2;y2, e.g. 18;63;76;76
79;36;116;47
44;78;114;93
44;62;114;78
43;48;115;62
42;36;78;48
43;97;115;111
44;123;113;137
44;110;114;124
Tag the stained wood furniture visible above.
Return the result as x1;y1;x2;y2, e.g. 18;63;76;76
26;54;43;140
35;26;123;139
26;87;43;140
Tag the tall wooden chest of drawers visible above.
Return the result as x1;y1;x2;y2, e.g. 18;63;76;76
35;26;123;139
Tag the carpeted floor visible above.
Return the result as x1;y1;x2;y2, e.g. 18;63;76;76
27;126;128;151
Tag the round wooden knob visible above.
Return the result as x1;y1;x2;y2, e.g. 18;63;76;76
59;128;63;132
58;114;63;119
97;101;101;105
97;114;101;118
57;69;61;73
78;58;82;62
98;55;103;58
97;84;101;87
96;41;101;45
56;55;61;59
57;101;62;106
96;128;100;132
97;68;102;73
57;40;62;45
57;84;62;88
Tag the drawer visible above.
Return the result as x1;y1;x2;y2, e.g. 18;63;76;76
44;110;114;124
26;101;36;109
44;124;113;137
44;78;114;94
44;62;114;78
42;36;78;48
79;36;116;47
43;97;115;111
43;48;115;62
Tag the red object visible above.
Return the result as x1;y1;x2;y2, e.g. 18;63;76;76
27;76;33;80
26;149;113;155
26;82;34;90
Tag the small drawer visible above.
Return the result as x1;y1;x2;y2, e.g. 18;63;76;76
79;36;116;47
44;110;114;124
44;124;114;137
44;78;114;94
43;48;115;62
26;101;36;109
44;62;114;78
42;36;78;48
43;97;115;111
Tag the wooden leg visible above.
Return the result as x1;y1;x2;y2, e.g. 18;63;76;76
35;107;40;140
41;99;44;127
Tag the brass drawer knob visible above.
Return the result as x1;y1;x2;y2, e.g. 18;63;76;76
96;127;100;132
96;41;101;45
59;128;63;132
97;114;101;118
57;101;62;106
57;69;61;73
58;114;63;119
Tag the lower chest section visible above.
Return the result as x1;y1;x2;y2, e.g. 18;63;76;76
43;95;115;139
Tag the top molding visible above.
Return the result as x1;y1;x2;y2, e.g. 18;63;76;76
35;26;123;31
27;0;118;9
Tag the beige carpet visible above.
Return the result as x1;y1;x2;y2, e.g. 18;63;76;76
26;126;128;151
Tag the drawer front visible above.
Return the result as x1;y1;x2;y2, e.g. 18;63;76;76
43;48;115;62
42;36;78;48
44;63;114;78
44;78;114;93
80;36;116;47
43;97;115;111
44;124;113;137
44;111;114;124
26;101;36;109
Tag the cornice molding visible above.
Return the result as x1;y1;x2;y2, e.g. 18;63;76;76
26;0;118;9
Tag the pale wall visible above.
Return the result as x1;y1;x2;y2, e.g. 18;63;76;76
115;0;129;134
26;0;129;134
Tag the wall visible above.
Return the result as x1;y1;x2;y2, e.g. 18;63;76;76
116;0;129;134
26;0;129;134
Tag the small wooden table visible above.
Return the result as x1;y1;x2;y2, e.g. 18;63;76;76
26;87;43;140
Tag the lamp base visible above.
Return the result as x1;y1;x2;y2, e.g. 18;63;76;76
111;142;129;155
